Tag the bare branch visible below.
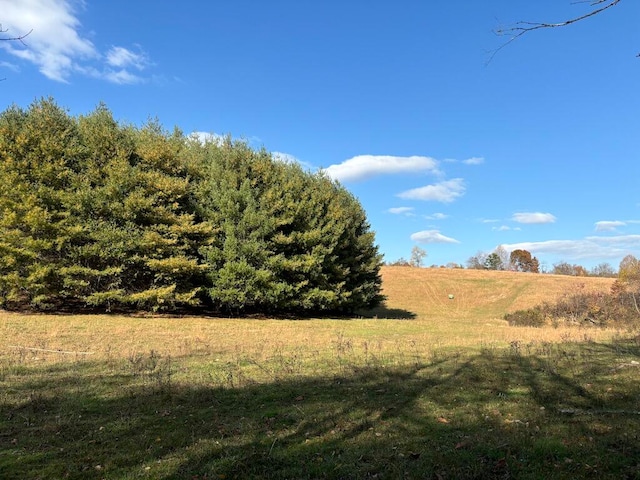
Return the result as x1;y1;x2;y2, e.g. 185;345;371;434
0;24;32;46
489;0;626;63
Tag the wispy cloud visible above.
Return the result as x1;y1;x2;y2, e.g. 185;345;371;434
105;46;149;70
398;178;465;203
463;157;484;165
502;235;640;261
102;45;151;84
595;220;626;232
425;212;448;220
0;60;20;72
410;230;460;244
493;225;520;232
324;155;440;182
512;212;557;224
102;68;145;85
388;207;415;216
0;0;153;83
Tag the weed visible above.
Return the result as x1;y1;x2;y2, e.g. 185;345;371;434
126;350;174;391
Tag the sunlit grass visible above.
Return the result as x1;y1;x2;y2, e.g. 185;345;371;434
1;267;638;479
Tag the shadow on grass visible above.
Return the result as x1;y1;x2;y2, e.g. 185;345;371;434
2;338;640;479
356;305;417;320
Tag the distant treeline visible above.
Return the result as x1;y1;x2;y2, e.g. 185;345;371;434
0;99;383;314
389;248;619;278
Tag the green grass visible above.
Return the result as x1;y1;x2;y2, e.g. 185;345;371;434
2;334;640;479
0;267;638;479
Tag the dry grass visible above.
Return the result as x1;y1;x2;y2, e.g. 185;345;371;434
0;267;621;367
2;267;639;479
377;266;615;317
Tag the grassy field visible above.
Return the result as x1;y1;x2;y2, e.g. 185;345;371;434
1;267;639;479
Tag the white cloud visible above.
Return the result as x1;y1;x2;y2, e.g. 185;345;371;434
425;212;448;220
410;230;460;244
463;157;484;165
512;212;557;224
397;178;465;203
493;225;519;231
0;60;20;72
585;234;640;247
0;0;97;81
103;68;144;85
324;155;439;182
0;0;152;83
595;220;626;232
105;46;149;70
502;235;640;261
388;207;415;215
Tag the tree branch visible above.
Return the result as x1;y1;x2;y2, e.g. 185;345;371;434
489;0;629;63
0;24;32;46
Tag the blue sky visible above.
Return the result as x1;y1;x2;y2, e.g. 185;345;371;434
1;0;639;271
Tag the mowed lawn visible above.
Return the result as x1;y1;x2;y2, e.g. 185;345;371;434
1;267;639;479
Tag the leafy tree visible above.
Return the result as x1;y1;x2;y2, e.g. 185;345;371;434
510;249;540;273
618;254;640;314
409;246;427;268
552;262;588;276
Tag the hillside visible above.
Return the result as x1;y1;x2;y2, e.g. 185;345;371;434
369;266;616;321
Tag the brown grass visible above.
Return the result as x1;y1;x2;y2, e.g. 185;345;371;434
2;267;639;479
377;265;615;317
0;267;622;369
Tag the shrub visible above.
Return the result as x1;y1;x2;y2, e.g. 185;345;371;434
505;289;640;329
504;307;545;327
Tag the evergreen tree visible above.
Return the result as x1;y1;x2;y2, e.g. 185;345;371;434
0;100;383;314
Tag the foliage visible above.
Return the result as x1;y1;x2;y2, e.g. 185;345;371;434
552;261;588;277
617;254;640;315
505;282;639;328
618;254;640;285
510;249;540;273
484;252;503;270
504;306;545;327
468;248;508;271
0;99;383;314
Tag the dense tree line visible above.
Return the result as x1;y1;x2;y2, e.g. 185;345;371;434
0;99;383;314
